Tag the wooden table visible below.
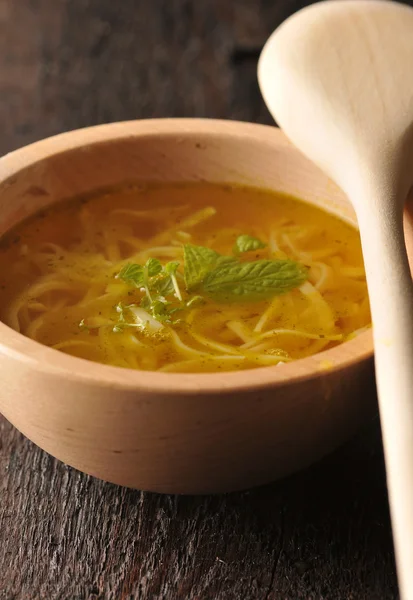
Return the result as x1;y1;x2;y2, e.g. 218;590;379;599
0;1;404;598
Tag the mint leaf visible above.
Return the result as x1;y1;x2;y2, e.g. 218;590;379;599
152;274;174;297
117;263;144;286
234;234;266;254
118;260;162;288
151;299;170;321
184;244;222;290
165;261;180;275
145;257;162;277
183;244;235;291
202;259;307;302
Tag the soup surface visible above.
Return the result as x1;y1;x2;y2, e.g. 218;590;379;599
0;183;371;372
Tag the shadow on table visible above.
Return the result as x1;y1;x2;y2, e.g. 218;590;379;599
0;413;398;599
127;416;398;598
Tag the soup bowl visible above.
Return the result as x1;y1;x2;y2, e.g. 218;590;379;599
0;118;399;494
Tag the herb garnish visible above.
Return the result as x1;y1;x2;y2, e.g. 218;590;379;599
233;234;266;255
116;259;185;326
113;234;307;331
183;244;235;291
202;259;307;302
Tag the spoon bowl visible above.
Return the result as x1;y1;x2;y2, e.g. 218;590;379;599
258;0;413;195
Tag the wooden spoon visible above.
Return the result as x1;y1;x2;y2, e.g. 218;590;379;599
258;1;413;596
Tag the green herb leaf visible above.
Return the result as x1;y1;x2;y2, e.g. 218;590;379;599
202;259;307;302
152;275;174;297
117;263;144;286
183;244;222;290
151;299;170;321
165;261;180;275
145;257;162;277
183;244;235;291
233;234;266;254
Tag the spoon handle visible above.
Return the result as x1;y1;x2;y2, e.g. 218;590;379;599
356;189;413;600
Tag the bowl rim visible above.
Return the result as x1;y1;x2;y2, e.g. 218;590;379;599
0;118;373;394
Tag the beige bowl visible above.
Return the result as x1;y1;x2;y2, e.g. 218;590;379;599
0;119;381;494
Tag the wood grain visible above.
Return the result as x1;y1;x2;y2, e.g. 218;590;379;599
0;0;405;598
0;417;398;600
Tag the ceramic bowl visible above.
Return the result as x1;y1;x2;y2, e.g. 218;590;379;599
0;119;388;494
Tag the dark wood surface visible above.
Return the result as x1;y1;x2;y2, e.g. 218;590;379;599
0;1;404;598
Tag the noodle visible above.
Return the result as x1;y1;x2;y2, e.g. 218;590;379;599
0;182;371;373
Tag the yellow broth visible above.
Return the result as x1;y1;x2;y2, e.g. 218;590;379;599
0;182;371;372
